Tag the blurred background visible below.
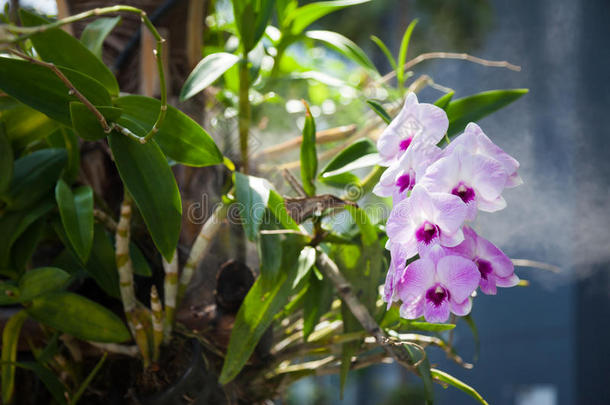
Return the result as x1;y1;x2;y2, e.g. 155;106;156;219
3;0;608;404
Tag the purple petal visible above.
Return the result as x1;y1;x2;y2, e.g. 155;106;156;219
430;191;467;235
477;195;507;212
396;258;435;302
450;297;473;316
479;272;498;295
496;273;520;288
436;255;480;303
474;232;515;278
400;295;424;319
424;296;451;323
461;151;508;201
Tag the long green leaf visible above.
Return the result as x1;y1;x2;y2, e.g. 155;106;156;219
268;190;300;231
70;102;122;141
446;89;528;137
18;267;70;302
1;310;28;404
366;99;392;124
319;138;377;186
434;91;454;110
397;19;418;87
3;148;67;211
55;180;94;263
431;368;489;405
114;95;223;167
1;103;59;150
180;52;240;101
70;353;107;405
219;238;302;384
370;35;397;71
46;128;80;183
21;10;119;96
234;172;272;241
13;361;67;405
0;58;111;126
303;273;333;340
10;220;45;272
300;102;317;196
27;291;131;343
0;126;13;194
292;246;316;288
108;133;182;261
231;0;275;53
0;199;54;269
80;16;121;59
306;30;377;74
286;0;371;35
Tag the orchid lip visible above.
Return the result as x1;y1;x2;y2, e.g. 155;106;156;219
399;137;413;151
415;221;440;245
451;182;476;204
425;284;450;307
475;258;493;280
396;170;416;193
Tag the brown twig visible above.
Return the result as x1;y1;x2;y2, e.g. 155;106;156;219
93;209;117;232
7;49;111;132
381;52;521;84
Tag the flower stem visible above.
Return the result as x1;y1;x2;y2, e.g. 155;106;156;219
238;50;251;173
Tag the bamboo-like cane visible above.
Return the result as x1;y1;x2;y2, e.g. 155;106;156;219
115;191;151;366
162;251;178;343
150;285;164;362
177;203;229;305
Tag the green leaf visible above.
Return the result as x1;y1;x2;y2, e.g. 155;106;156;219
20;9;119;96
0;199;54;269
305;30;377;74
180;52;240;101
80;16;121;59
258;218;282;283
268;190;300;231
0;58;111;126
431;368;489;405
27;291;131;343
55;180;94;263
0;126;12;194
1;103;59;151
46;128;80;183
10;220;45;272
114;95;223;167
404;344;434;403
70;102;122;141
3;148;67;211
397;19;418;87
434;91;454;110
70;353;107;405
319;138;377;184
1;310;28;404
285;0;371;35
0;282;20;305
300;102;317;196
446;89;528;137
130;242;152;277
366;99;392;124
86;225;120;297
12;361;67;405
231;0;275;53
408;321;456;332
303;273;333;340
219;238;302;384
234;172;272;241
18;267;70;302
370;35;397;71
108;133;182;261
292;246;316;288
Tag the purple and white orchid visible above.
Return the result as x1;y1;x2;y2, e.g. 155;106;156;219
444;123;522;188
419;145;509;220
395;250;480;323
373;143;441;203
445;226;519;295
386;185;467;259
377;92;448;165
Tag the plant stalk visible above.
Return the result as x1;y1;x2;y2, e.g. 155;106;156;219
238;50;251;173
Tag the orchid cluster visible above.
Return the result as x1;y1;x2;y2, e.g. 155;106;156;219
374;93;522;323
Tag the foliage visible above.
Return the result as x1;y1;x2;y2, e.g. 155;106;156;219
0;1;530;403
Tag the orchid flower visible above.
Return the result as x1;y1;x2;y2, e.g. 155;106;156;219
445;123;522;188
445;226;519;294
383;241;408;307
386;185;466;259
419;145;509;220
396;250;480;323
377;92;448;165
373;143;441;203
